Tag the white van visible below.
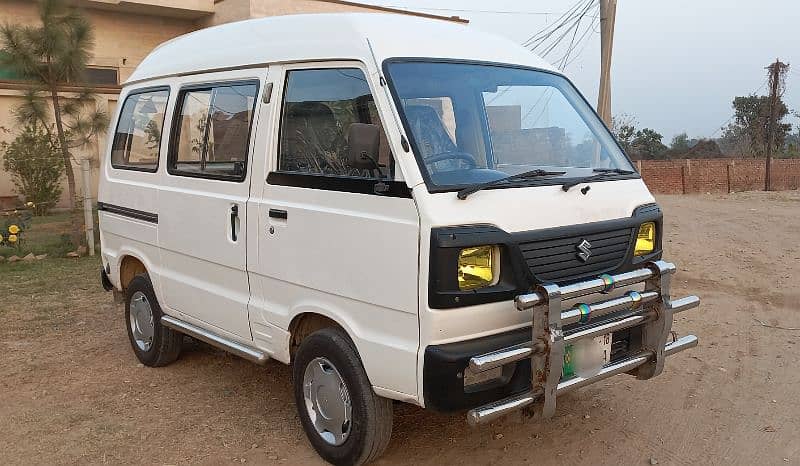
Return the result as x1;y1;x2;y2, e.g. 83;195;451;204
98;13;700;466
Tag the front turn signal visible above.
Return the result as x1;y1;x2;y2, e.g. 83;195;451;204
634;222;656;256
458;245;496;291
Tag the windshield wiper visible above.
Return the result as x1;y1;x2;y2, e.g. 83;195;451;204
560;168;636;192
457;169;566;200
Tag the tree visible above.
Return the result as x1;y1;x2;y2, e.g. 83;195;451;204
611;113;637;152
720;94;791;157
785;125;800;158
0;0;107;245
631;128;667;159
0;123;63;215
615;124;636;154
609;114;666;159
669;132;691;154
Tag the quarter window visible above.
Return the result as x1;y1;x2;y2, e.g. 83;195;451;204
278;68;391;179
110;89;169;171
170;82;258;181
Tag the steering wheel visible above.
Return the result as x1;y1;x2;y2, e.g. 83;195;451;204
424;151;478;169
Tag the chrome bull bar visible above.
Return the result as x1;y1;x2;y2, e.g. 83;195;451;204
466;260;700;426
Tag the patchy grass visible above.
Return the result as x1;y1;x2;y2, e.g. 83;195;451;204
0;257;101;317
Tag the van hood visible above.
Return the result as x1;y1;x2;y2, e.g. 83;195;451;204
415;178;655;232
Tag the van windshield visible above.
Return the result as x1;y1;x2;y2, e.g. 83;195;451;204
385;61;635;190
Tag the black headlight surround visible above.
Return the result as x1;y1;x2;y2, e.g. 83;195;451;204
428;203;664;309
630;203;663;266
429;225;532;309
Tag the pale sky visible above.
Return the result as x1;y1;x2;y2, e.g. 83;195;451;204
363;0;800;142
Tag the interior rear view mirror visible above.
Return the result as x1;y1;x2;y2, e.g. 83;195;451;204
347;123;380;169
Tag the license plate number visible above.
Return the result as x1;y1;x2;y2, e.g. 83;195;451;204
563;333;612;378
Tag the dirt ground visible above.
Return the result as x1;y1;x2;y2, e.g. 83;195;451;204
1;191;799;466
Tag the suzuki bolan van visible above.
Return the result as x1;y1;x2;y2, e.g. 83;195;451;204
98;13;700;466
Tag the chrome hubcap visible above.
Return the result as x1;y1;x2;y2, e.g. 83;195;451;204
303;357;352;446
129;291;154;351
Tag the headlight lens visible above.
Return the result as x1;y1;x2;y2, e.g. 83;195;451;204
458;245;496;291
634;222;656;256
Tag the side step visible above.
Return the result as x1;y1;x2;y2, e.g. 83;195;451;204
161;315;269;364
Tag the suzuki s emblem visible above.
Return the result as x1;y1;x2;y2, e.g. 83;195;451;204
576;239;592;262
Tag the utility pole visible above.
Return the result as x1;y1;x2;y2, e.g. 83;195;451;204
764;58;789;191
597;0;617;126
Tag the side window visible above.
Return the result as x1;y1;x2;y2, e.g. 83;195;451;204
170;82;258;181
111;89;169;171
278;68;392;179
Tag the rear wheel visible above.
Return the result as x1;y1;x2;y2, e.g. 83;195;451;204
124;274;181;367
293;328;393;466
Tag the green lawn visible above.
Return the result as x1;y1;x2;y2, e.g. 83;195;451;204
1;211;102;305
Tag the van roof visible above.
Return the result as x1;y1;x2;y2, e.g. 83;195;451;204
126;13;557;84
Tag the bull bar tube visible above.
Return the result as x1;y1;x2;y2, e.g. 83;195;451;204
466;260;700;425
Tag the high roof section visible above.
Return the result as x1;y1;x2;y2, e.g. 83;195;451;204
126;13;555;84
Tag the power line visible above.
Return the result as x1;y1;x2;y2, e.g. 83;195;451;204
514;0;598;126
553;4;600;69
528;0;598;60
708;77;770;138
522;0;592;48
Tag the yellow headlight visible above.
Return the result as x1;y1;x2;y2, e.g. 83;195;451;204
634;222;656;256
458;245;496;291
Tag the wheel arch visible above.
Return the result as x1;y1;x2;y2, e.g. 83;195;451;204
119;255;147;291
288;312;348;361
114;248;158;293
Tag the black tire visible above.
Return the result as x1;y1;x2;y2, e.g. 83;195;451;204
293;328;393;466
124;273;181;367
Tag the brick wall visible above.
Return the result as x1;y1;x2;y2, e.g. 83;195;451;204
637;158;800;194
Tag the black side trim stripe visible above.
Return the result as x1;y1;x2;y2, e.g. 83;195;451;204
267;172;413;198
97;202;158;224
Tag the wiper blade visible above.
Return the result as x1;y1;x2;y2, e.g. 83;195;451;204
457;169;566;200
561;168;636;192
591;168;634;174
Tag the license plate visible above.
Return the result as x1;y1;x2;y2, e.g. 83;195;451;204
563;333;612;378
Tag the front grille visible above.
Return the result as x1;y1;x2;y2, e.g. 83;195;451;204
518;227;633;283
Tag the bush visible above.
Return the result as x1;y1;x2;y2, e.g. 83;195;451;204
0;209;32;253
0;124;64;215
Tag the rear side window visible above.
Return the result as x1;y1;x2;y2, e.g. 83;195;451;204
169;82;259;181
111;88;169;171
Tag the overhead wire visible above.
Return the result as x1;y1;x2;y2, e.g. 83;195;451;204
521;0;590;48
534;1;596;58
708;77;770;138
486;0;597;107
520;0;599;126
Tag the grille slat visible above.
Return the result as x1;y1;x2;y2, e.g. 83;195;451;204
532;251;629;274
522;242;630;264
519;231;631;252
533;257;624;279
518;227;633;283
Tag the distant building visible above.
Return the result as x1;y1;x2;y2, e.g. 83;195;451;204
0;0;465;208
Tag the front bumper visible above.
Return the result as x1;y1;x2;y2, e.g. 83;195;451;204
423;260;700;423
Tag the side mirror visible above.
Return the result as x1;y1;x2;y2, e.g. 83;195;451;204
347;123;380;169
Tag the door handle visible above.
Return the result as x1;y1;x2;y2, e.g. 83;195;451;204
268;209;287;220
230;204;239;242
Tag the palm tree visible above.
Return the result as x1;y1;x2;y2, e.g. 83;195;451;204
0;0;107;246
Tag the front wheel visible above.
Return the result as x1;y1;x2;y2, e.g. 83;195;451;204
293;328;393;466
